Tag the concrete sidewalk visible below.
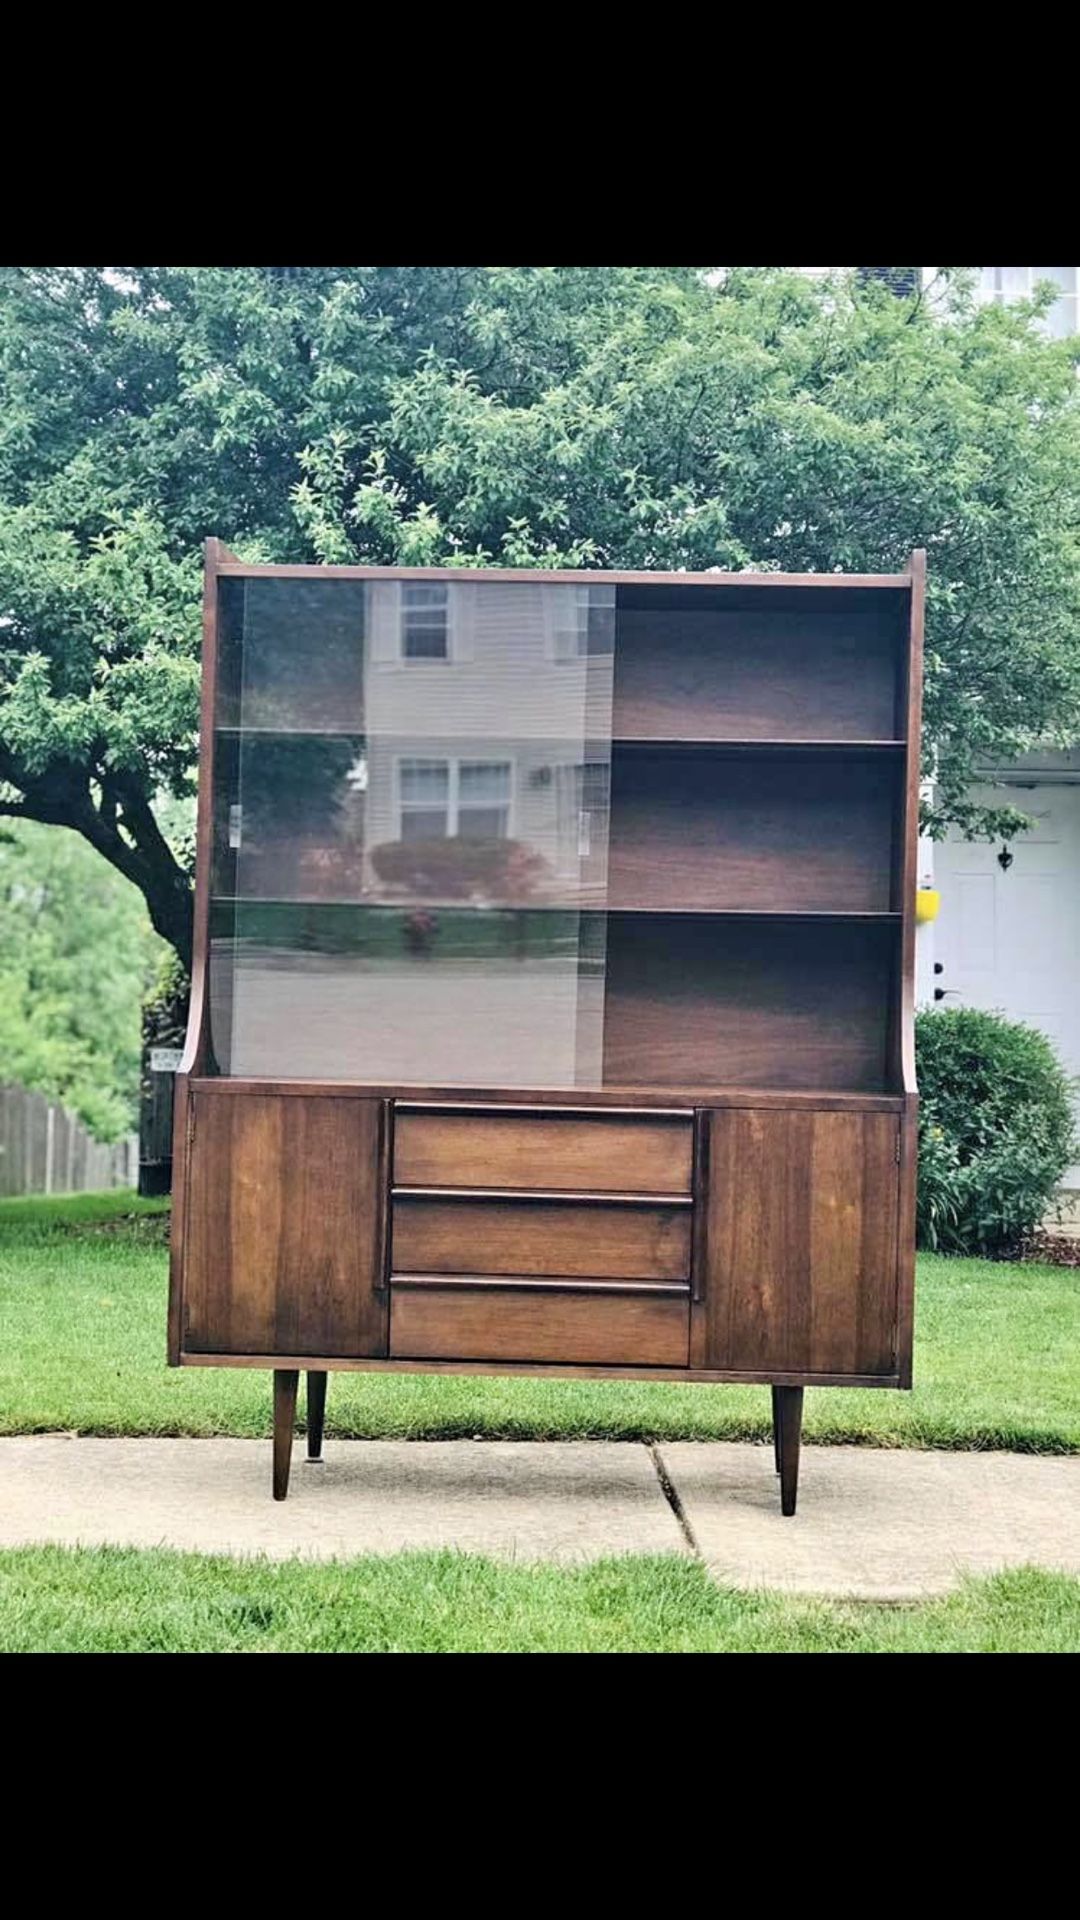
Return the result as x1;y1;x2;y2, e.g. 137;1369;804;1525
1;1435;1078;1599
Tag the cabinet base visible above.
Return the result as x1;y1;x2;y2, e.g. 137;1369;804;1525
180;1352;904;1390
268;1368;812;1515
772;1384;805;1516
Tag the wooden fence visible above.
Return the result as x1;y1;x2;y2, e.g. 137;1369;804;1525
0;1084;138;1197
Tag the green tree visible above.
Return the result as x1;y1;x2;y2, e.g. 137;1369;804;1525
0;818;164;1137
2;265;1078;970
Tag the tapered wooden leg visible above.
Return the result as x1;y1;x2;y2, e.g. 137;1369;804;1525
273;1369;299;1501
775;1385;804;1517
306;1370;328;1463
771;1387;782;1472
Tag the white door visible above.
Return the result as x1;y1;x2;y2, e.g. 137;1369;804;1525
934;783;1080;1183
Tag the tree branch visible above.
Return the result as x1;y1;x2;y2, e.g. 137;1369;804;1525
0;751;193;968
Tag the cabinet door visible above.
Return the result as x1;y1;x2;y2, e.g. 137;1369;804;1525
181;1092;388;1357
693;1108;900;1377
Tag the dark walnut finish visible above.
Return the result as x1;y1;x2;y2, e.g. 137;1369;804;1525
182;1089;389;1358
691;1108;901;1375
608;749;901;914
170;545;924;1515
393;1107;693;1194
391;1279;690;1368
391;1193;692;1283
612;593;905;741
602;916;896;1094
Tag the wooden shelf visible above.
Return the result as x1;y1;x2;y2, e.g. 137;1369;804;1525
215;728;907;751
193;1074;907;1111
612;596;907;742
612;737;907;754
608;908;902;922
602;915;897;1095
210;896;599;911
215;725;364;738
211;896;901;920
608;748;900;915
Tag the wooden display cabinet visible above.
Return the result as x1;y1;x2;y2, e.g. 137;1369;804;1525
170;542;924;1513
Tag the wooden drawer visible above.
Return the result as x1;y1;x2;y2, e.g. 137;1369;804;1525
393;1106;692;1195
390;1278;690;1367
392;1193;691;1281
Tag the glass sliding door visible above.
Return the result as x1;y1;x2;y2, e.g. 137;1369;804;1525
209;576;615;1087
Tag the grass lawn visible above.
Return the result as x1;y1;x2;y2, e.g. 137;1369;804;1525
1;1190;1078;1452
0;1545;1077;1652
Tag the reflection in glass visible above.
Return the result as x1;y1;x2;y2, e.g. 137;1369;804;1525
211;905;606;1088
218;579;367;731
210;578;615;1085
400;583;450;660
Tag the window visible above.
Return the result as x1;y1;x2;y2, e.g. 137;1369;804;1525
978;267;1078;340
555;759;609;867
550;586;615;660
400;583;449;660
398;758;511;841
399;759;450;839
458;761;511;839
976;266;1022;299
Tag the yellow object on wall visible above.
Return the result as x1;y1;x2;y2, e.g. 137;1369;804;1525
915;888;941;924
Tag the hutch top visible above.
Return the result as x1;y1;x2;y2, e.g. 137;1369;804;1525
169;542;924;1509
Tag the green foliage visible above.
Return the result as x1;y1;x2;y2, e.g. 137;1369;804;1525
141;943;189;1067
369;835;552;900
2;1548;1078;1654
0;818;163;1138
916;1008;1078;1255
2;265;1079;962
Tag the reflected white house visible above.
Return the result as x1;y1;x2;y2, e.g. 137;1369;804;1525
210;578;617;1086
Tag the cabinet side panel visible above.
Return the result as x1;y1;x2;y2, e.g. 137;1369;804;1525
895;1099;918;1385
183;1092;388;1358
697;1108;900;1375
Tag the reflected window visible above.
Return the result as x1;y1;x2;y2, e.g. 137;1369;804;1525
401;583;450;660
398;758;512;841
459;761;511;839
556;760;609;867
550;585;615;660
400;758;450;839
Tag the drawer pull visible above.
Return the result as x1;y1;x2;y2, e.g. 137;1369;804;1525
393;1273;690;1297
393;1186;692;1207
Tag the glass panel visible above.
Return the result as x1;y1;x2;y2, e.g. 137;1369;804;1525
459;761;511;804
210;578;615;1086
212;903;606;1086
401;583;449;659
217;578;366;731
401;759;450;804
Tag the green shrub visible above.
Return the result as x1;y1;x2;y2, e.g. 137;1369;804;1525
916;1008;1077;1256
